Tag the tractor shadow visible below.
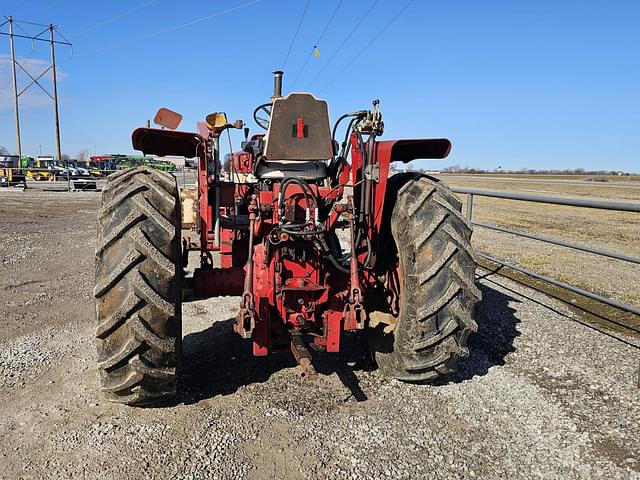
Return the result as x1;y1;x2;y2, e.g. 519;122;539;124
441;280;521;383
176;280;523;404
178;319;371;404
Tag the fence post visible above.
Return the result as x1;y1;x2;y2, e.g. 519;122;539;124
466;193;474;222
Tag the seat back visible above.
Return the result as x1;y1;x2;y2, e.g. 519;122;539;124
264;93;333;161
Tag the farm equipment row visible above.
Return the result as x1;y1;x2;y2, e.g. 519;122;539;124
0;154;177;186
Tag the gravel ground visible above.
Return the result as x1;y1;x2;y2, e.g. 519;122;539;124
0;190;638;480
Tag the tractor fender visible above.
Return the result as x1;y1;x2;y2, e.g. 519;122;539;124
131;127;205;158
370;138;452;239
376;138;451;164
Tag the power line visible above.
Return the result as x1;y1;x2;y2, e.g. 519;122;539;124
75;0;261;57
2;17;50;28
70;0;160;38
307;0;379;89
10;19;37;58
54;27;72;46
290;0;344;89
33;0;66;19
281;0;311;70
0;18;72;45
319;0;415;93
2;16;72;188
314;0;344;46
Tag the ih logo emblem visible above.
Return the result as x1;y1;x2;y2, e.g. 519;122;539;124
292;117;309;139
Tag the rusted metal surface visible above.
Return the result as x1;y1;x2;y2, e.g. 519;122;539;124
263;93;333;161
291;334;317;379
153;107;183;130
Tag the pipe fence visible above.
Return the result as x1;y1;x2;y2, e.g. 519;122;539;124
452;187;640;316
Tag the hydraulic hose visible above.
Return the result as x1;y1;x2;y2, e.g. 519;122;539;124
329;116;359;185
331;111;366;144
313;237;350;274
324;251;350;274
280;176;322;226
280;177;318;211
279;177;312;222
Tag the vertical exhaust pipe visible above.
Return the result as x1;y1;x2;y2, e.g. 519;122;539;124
272;70;283;100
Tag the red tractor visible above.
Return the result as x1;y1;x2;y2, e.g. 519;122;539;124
94;72;480;406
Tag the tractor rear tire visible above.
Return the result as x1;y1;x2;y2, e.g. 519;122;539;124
94;166;181;406
371;173;480;382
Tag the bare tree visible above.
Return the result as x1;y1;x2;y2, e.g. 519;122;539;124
77;148;90;163
0;145;9;156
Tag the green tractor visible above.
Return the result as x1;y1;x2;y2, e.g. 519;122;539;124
113;154;177;173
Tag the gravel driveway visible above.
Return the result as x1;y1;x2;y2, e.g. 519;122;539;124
0;190;638;479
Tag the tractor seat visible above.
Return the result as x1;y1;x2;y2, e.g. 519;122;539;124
255;160;327;180
256;93;333;180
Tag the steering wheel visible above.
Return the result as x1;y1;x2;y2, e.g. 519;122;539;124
253;103;272;130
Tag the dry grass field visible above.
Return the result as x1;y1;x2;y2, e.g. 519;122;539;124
435;174;640;308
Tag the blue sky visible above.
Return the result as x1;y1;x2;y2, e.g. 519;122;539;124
1;0;639;172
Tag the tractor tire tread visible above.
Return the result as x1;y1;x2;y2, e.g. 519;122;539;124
372;173;480;382
95;166;181;406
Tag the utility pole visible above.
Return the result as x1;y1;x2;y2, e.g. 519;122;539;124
8;17;22;159
0;16;72;189
49;24;68;191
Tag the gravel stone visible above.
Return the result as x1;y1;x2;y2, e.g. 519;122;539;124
0;189;638;480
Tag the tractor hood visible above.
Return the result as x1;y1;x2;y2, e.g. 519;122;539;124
132;128;205;158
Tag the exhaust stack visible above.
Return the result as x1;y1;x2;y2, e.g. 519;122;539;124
272;70;283;100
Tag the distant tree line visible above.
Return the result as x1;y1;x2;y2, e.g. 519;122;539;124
433;165;633;175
